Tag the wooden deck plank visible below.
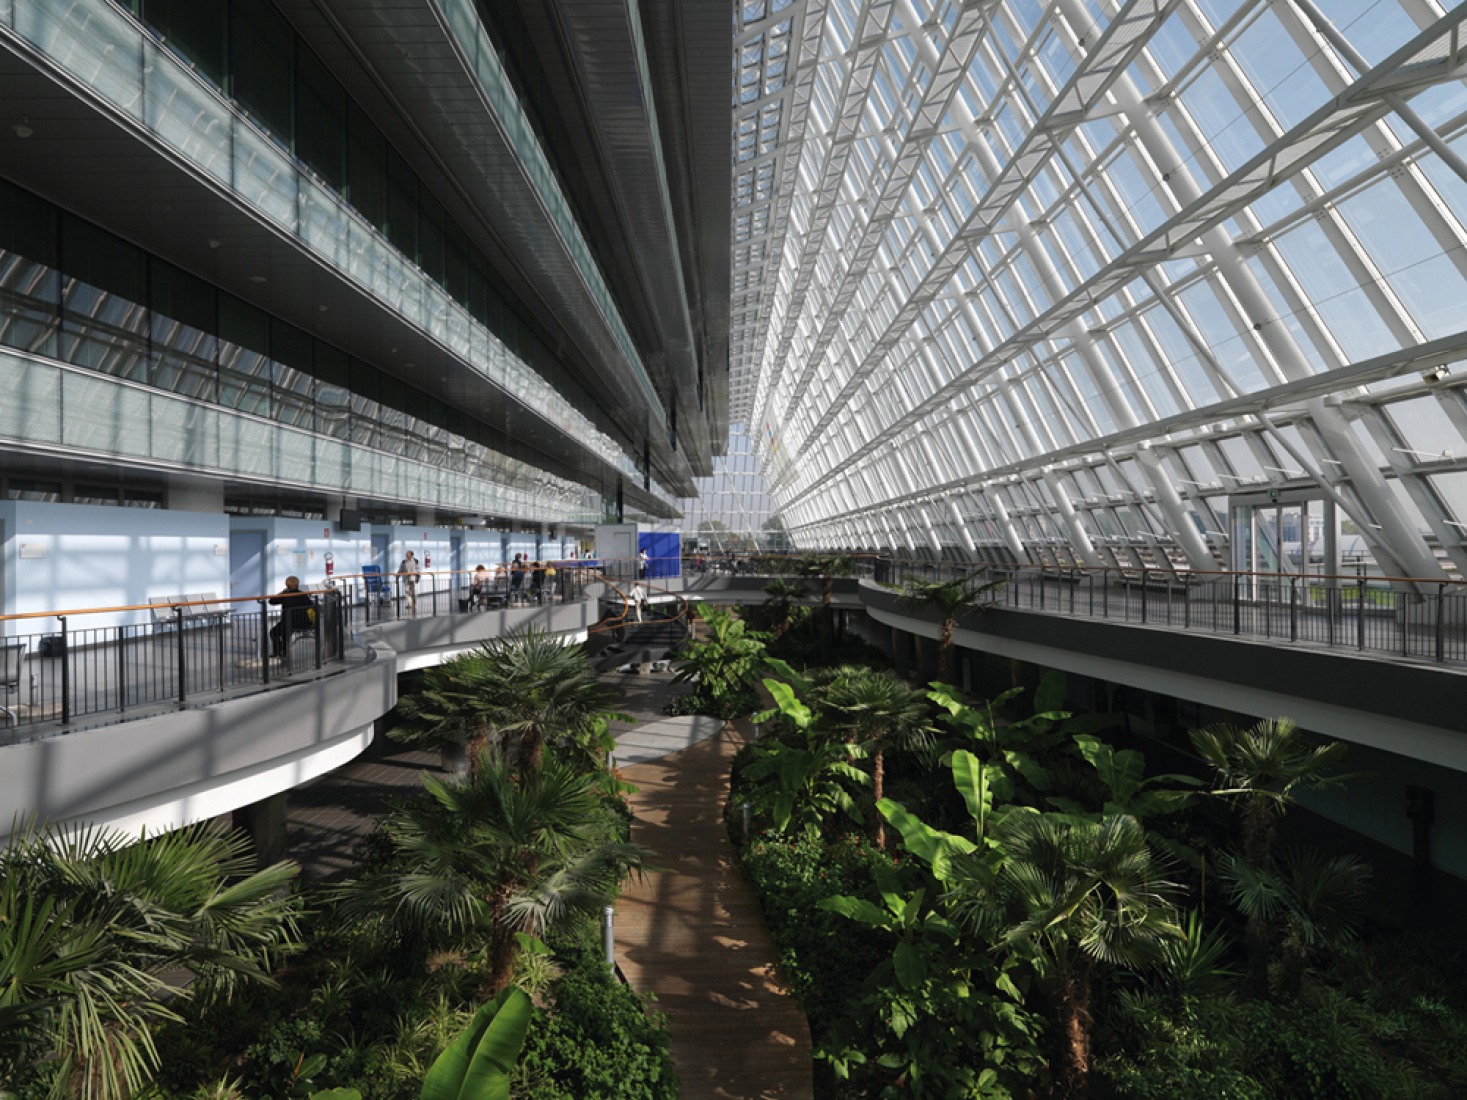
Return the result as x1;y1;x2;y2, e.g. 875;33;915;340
616;725;814;1099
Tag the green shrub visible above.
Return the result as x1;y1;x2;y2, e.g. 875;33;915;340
737;833;894;1033
514;945;676;1100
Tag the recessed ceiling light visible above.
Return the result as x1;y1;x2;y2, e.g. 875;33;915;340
12;119;32;139
249;275;267;283
318;304;329;312
207;238;221;249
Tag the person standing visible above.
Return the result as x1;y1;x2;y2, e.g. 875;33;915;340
510;553;526;602
639;546;649;579
398;549;421;614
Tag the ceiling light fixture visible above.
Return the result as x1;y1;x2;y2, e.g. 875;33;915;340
12;118;32;139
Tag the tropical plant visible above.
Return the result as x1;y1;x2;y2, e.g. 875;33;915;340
951;812;1181;1099
1220;845;1371;999
824;666;932;849
388;652;502;774
331;750;646;995
744;679;870;836
898;567;1005;682
1190;717;1356;996
818;864;1045;1097
472;628;621;775
1190;717;1352;868
1047;735;1202;824
792;553;855;651
792;552;854;613
420;986;532;1100
928;674;1108;807
0;822;301;1100
1152;909;1239;999
671;604;768;718
758;577;807;636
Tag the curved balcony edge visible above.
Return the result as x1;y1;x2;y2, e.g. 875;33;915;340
0;596;609;844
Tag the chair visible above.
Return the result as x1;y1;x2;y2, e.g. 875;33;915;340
1;642;31;726
361;565;390;606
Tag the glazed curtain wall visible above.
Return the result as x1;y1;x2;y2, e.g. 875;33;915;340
732;0;1467;581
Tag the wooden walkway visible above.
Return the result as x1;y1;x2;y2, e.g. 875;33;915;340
615;721;814;1099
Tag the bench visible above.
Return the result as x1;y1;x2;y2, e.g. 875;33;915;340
148;593;230;630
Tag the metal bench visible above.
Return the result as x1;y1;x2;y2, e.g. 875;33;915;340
148;593;230;630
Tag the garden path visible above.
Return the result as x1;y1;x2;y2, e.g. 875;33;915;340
615;717;815;1099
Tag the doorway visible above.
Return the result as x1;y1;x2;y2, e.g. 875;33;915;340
229;531;267;603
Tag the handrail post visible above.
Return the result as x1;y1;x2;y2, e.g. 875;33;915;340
1140;570;1148;623
175;606;187;705
313;595;324;670
1356;574;1366;651
1232;575;1241;635
336;590;346;660
431;573;439;617
57;615;69;727
1289;577;1298;642
260;600;271;684
217;610;226;693
1436;583;1446;663
117;625;128;712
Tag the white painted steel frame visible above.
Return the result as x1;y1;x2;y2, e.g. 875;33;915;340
731;0;1467;582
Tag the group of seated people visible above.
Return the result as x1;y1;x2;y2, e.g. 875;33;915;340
467;556;558;608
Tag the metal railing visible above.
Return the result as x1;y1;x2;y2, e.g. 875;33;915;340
0;590;348;737
0;560;634;743
683;554;1467;668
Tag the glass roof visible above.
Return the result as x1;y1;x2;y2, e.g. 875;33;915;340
730;0;1467;580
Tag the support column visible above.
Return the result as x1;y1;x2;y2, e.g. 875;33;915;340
232;791;288;867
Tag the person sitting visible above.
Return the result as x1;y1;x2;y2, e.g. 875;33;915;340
469;564;492;609
268;576;316;660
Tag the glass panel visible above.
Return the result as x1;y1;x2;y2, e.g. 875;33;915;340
150;261;217;401
0;180;59;356
142;0;226;86
60;217;148;382
229;0;293;141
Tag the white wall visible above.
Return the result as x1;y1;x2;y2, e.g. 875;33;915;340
252;517;373;597
507;532;538;563
1;502;231;631
461;531;507;569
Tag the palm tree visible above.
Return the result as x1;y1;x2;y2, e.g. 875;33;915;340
899;568;1005;683
475;628;619;775
825;666;932;849
388;651;502;775
334;750;645;995
759;577;807;636
793;553;855;649
1189;717;1355;996
672;604;768;717
0;823;301;1100
1189;717;1350;868
954;812;1179;1099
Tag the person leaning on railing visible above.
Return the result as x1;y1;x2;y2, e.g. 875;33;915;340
268;576;316;660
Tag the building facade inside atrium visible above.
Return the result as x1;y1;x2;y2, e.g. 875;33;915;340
0;0;728;622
